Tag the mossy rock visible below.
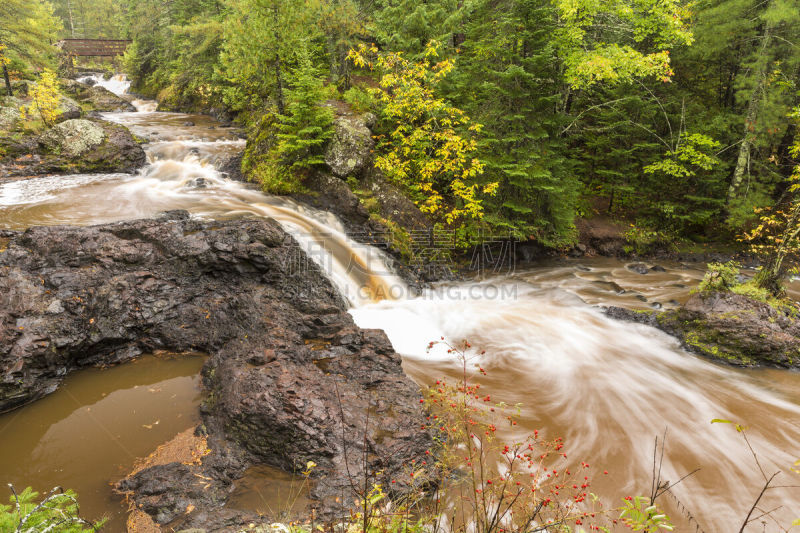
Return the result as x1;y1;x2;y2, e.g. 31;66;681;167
1;118;146;178
607;292;800;368
0;106;22;132
39;119;106;157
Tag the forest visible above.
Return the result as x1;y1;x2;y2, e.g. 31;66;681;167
3;0;800;253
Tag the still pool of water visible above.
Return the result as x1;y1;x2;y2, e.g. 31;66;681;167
0;354;206;530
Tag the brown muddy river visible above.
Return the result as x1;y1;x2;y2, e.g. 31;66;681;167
0;75;798;532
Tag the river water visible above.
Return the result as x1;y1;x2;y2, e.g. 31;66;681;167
0;75;798;532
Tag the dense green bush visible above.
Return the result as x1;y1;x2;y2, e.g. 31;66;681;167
697;261;742;292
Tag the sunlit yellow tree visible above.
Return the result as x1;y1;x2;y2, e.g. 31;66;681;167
741;107;800;295
20;70;61;129
348;41;497;226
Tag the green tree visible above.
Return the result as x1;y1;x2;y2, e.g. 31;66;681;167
0;486;103;532
742;108;800;295
242;47;334;193
220;0;317;113
0;0;62;89
275;51;335;174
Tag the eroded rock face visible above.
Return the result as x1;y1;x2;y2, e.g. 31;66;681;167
606;291;800;368
324;114;374;178
0;213;431;529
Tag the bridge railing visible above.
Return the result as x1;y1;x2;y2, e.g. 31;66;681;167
57;39;132;57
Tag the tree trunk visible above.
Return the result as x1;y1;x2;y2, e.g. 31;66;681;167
727;25;772;204
2;63;11;97
274;57;285;115
273;6;285;115
727;91;760;202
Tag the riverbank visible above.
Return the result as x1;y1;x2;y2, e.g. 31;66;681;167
0;76;146;180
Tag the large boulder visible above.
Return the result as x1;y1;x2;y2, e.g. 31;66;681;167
59;78;91;98
606;291;800;367
0;213;432;528
0;118;145;178
39;119;105;157
324;114;375;178
0;106;21;131
56;95;82;122
76;85;136;112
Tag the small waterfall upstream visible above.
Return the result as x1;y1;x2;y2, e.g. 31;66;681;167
0;74;798;531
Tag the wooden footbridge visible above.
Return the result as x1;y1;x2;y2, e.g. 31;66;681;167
57;39;131;57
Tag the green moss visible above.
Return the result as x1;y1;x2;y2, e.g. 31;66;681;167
369;213;413;260
679;317;755;365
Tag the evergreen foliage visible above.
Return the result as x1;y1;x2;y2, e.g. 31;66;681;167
110;0;800;248
0;0;62;81
241;47;334;194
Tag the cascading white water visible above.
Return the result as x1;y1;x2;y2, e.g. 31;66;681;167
78;73;157;112
0;77;798;531
78;73;131;96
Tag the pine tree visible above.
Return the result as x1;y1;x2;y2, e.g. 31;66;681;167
275;50;335;172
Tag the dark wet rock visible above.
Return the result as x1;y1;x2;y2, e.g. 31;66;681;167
186;177;208;188
75;85;136;112
0;213;431;528
183;121;195;126
594;280;625;294
208;108;234;126
605;291;800;368
217;153;244;182
359;166;429;232
0;118;145;179
575;217;628;257
650;265;666;272
293;172;369;231
627;263;650;275
515;241;550;263
568;243;588;257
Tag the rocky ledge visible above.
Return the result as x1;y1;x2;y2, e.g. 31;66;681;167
60;79;137;112
0;213;431;529
606;291;800;368
0;118;146;179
